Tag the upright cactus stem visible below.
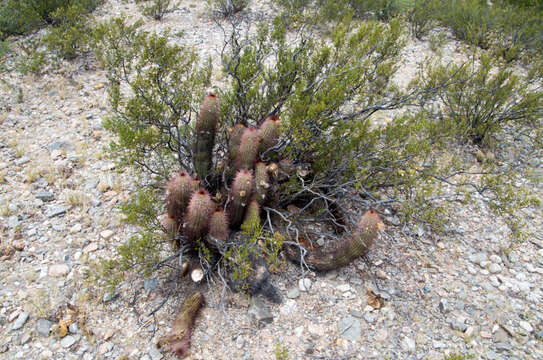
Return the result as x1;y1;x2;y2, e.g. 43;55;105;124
228;123;246;163
185;189;215;241
254;162;270;205
258;115;280;157
166;172;198;221
193;93;220;180
207;208;229;251
241;199;260;230
228;170;254;228
235;127;260;170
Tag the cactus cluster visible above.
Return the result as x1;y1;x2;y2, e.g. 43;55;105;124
160;93;282;255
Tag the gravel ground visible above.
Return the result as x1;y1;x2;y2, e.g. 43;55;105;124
1;1;542;359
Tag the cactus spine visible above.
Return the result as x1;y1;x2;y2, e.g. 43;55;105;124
235;127;260;170
258;115;280;155
228;170;254;228
254;162;270;205
185;189;215;241
193;93;220;180
166;172;198;221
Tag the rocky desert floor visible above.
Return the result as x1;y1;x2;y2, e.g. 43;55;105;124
1;1;542;359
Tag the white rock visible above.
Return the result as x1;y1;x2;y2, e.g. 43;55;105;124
519;321;533;333
100;230;114;240
48;264;70;277
298;278;312;292
337;284;351;292
489;263;501;274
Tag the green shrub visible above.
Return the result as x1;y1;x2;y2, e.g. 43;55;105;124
0;0;103;39
95;13;540;291
136;0;176;20
207;0;249;17
411;53;542;146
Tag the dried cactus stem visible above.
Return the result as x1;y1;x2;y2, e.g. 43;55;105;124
157;292;205;358
286;210;384;272
193;93;220;180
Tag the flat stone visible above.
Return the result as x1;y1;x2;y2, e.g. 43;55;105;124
286;287;300;299
82;243;98;253
148;347;163;360
47;141;73;152
60;335;78;348
489;263;502;274
298;278;312;292
249;297;273;324
69;322;78;334
100;230;114;240
19;332;31;345
46;205;71;218
48;264;70;277
439;298;451;314
338;315;361;341
70;223;82;233
401;337;416;353
11;313;29;331
337;284;351;292
8;216;19;229
519;320;533;333
36;319;54;337
99;341;113;354
279;299;297;316
493;328;509;343
469;252;487;266
35;191;54;202
144;278;158;293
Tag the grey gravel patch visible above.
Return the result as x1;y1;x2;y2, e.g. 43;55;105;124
102;292;118;303
286;287;300;299
45;205;71;218
47;141;74;152
143;278;158;293
35;191;54;202
249;297;273;324
148;347;163;360
36;319;54;337
11;313;29;331
14;156;30;165
338;315;361;341
7;215;19;228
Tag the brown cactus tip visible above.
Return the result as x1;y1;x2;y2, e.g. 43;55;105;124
207;92;216;98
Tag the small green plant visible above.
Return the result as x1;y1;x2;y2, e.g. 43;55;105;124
274;342;289;360
207;0;249;17
136;0;176;20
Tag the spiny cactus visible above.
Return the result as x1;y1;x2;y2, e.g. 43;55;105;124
254;161;270;205
228;170;254;228
193;93;220;180
285;210;384;271
185;189;215;241
228;123;246;163
166;172;198;221
235;127;260;170
241;199;260;230
161;214;179;237
258;114;280;156
157;292;205;358
207;208;229;252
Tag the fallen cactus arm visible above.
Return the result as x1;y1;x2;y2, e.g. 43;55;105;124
285;210;385;272
157;292;205;358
